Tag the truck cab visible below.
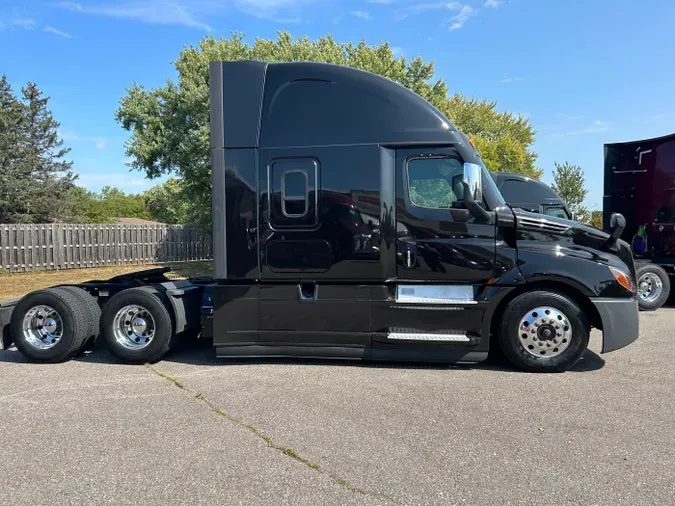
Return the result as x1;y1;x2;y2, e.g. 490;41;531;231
491;172;572;220
208;60;639;372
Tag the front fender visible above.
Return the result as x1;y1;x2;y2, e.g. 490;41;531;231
514;243;632;298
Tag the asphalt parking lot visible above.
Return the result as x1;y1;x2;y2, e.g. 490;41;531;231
1;310;674;506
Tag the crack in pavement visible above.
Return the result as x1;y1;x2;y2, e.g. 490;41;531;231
145;364;398;504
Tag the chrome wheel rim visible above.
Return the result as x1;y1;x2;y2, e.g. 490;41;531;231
22;305;63;350
638;272;663;303
113;305;155;350
518;306;572;358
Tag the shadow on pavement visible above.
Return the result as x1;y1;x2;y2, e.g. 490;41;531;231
0;336;606;373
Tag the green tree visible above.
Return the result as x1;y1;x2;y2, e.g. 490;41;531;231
0;76;76;223
116;32;541;225
551;161;588;221
144;178;191;224
588;210;603;229
64;185;150;223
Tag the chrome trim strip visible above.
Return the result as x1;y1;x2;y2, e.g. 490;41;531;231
518;216;570;233
396;285;476;305
388;332;471;342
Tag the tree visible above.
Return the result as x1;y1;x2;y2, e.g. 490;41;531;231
144;178;191;224
0;76;76;223
551;161;588;221
588;210;603;229
116;32;541;225
64;185;150;223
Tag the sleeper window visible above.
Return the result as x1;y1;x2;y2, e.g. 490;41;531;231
268;158;319;229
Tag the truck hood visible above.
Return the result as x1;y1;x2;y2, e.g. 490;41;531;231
513;209;636;277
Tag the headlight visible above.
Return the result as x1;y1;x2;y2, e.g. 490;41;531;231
609;266;636;294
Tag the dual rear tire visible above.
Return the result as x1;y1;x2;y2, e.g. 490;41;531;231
10;287;97;363
100;287;174;364
10;286;174;364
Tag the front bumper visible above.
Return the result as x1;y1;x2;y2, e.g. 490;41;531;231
592;297;639;353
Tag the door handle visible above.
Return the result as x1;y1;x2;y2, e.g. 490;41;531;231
405;245;416;269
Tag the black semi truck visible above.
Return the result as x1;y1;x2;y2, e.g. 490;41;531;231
0;60;640;372
491;172;572;220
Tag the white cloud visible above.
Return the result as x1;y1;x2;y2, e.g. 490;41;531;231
59;130;107;149
44;26;74;38
447;4;474;30
652;115;663;120
0;16;36;30
349;10;373;20
582;120;611;134
499;76;525;83
58;1;212;30
58;1;311;26
391;46;404;56
484;0;501;7
395;2;460;21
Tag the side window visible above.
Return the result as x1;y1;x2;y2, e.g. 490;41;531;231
407;157;464;209
269;158;319;229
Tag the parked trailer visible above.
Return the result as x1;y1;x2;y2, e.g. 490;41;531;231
603;133;675;310
0;61;640;372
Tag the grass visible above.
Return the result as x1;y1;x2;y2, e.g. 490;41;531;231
0;261;213;301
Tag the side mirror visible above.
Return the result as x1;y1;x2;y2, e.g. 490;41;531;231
460;162;492;224
609;213;626;244
463;163;483;202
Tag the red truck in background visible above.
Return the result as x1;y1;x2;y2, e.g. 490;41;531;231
604;132;675;310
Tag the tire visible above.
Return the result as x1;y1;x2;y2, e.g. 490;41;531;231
10;288;90;363
636;264;670;311
58;286;102;352
100;287;174;364
498;290;590;373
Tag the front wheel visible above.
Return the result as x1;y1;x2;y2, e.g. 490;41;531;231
100;287;174;364
498;291;590;373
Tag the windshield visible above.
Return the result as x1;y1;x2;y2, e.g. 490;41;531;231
479;161;507;207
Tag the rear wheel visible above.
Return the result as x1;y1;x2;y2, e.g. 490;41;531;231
101;287;173;364
57;286;102;352
10;288;89;362
498;291;590;373
636;264;670;311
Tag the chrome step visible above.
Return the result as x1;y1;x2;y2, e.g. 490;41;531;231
387;332;471;342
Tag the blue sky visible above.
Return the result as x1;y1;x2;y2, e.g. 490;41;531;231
2;0;674;210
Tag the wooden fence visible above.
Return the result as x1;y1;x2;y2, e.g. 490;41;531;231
0;223;213;273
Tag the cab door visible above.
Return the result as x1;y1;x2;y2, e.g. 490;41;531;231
395;147;496;284
371;147;497;356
